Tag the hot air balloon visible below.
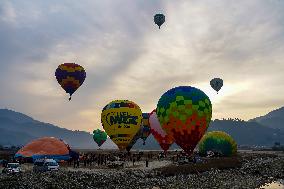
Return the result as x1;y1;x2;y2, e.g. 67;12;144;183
157;86;212;156
199;131;237;157
93;129;107;147
126;126;143;152
210;78;223;94
101;100;143;151
149;109;174;152
154;14;165;29
141;113;151;145
15;137;78;161
55;63;86;101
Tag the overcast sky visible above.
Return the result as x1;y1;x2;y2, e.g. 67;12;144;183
0;0;283;132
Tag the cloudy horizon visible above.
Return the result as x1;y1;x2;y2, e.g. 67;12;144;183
1;0;284;132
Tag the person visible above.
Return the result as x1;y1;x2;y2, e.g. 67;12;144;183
73;159;76;168
77;158;80;168
146;159;149;167
132;155;135;166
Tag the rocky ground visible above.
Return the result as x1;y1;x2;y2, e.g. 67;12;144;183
0;152;283;189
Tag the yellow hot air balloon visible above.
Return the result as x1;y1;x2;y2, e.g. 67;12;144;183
101;100;143;150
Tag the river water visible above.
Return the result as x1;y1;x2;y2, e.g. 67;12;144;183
259;180;284;189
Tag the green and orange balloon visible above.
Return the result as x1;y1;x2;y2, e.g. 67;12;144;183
157;86;212;156
199;131;237;157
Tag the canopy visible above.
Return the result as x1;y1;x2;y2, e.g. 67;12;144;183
15;137;78;161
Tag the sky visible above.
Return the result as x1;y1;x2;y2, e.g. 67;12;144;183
0;0;284;132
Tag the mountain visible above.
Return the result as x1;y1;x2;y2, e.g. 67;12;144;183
0;109;116;149
208;119;284;146
1;108;284;150
249;107;284;130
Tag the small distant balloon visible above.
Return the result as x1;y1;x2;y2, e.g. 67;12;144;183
154;14;165;29
210;78;223;94
55;63;86;101
93;129;107;147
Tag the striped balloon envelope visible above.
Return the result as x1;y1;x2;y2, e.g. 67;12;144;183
55;63;86;100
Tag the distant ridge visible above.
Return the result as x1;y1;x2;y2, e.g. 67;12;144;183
0;109;117;149
0;107;284;149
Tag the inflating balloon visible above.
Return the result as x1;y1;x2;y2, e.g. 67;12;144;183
101;100;143;151
154;14;165;29
157;86;212;156
93;129;107;147
199;131;237;157
149;109;174;152
141;113;151;145
55;63;86;101
210;78;223;94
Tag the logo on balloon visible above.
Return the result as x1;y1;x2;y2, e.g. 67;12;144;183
105;112;138;127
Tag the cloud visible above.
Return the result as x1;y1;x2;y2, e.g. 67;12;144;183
0;0;284;132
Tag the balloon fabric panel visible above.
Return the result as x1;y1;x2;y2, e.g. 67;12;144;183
149;110;174;152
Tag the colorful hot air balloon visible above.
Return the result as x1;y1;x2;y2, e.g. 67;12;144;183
157;86;212;156
141;113;151;145
210;78;223;94
101;100;143;151
199;131;237;157
154;14;165;29
93;129;107;147
149;109;174;152
55;63;86;101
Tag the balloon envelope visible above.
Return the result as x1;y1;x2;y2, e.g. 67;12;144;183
199;131;237;157
55;63;86;100
126;125;143;152
154;14;165;29
93;129;107;147
157;86;212;155
101;100;143;150
15;137;76;161
149;109;174;152
210;78;223;93
141;113;151;145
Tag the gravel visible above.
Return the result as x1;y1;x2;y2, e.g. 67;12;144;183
0;152;283;189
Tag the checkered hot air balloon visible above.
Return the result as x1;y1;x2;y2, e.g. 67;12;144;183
157;86;212;156
55;63;86;101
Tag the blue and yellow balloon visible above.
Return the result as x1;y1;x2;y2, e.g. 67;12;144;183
55;63;86;101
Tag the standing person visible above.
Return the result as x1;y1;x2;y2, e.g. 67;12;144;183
132;155;135;166
73;159;76;168
77;158;80;168
97;155;100;166
83;155;87;167
145;158;149;168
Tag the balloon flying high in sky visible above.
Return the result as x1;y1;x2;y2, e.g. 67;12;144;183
55;63;86;101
